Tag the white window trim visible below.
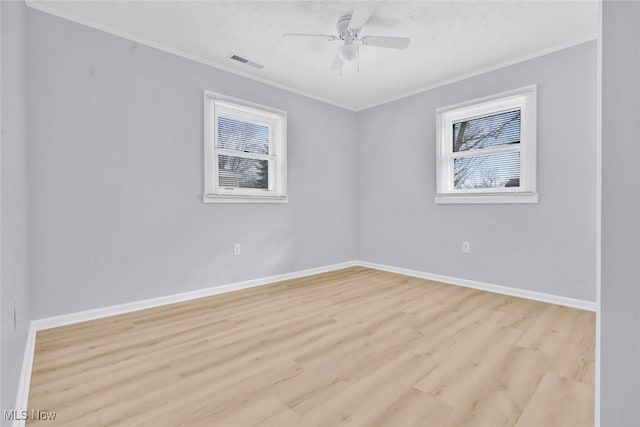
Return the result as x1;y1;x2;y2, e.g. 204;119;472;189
435;85;538;204
203;91;287;204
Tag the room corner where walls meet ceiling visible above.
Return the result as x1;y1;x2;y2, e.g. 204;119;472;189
25;0;598;111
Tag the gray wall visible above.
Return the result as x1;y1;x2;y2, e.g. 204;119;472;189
1;0;32;419
26;8;597;319
27;9;358;319
357;41;597;302
601;1;640;425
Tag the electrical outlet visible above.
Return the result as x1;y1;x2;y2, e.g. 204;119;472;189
462;241;471;254
233;243;241;256
13;302;18;331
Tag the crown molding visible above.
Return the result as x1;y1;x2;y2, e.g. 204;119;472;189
26;1;597;113
356;35;598;111
25;0;357;112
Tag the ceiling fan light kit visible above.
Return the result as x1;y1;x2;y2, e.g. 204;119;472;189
283;6;411;75
338;43;358;61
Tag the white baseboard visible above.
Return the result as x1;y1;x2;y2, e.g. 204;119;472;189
12;323;36;427
30;258;597;332
357;260;597;312
31;261;358;331
15;258;595;427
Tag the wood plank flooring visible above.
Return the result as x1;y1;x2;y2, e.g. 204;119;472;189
27;267;595;426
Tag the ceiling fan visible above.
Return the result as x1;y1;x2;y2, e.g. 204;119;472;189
282;6;410;74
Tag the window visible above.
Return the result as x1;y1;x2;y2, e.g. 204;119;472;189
435;85;537;204
203;91;287;203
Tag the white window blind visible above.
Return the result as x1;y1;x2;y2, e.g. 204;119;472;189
452;110;522;190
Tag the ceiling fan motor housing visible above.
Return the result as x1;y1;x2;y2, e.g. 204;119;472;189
337;15;358;41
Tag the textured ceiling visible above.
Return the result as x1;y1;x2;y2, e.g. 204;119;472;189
28;1;598;111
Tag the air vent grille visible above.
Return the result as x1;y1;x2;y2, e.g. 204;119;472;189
230;54;249;63
230;54;264;70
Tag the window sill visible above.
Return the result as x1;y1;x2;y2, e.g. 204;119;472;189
203;194;288;204
435;192;538;205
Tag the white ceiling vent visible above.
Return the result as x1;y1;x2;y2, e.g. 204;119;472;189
229;54;264;70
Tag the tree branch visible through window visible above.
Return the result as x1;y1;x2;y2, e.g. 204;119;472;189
453;111;521;189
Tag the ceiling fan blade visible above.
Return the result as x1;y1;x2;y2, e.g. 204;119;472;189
348;5;375;30
361;36;411;50
283;33;338;41
330;52;342;70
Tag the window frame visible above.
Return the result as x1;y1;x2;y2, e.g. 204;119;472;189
203;91;287;204
435;85;538;204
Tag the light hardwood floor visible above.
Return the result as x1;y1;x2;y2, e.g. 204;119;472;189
27;267;595;426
